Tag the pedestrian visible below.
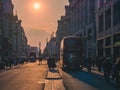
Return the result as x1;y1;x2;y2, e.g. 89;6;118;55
39;56;42;65
96;57;103;72
47;56;52;71
87;57;92;73
47;56;56;71
51;56;56;71
114;57;120;87
103;57;112;82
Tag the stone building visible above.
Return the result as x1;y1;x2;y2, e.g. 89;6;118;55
56;0;97;60
0;0;3;60
0;0;28;64
1;0;14;60
96;0;120;59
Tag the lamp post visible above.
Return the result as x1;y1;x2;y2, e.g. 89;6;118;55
39;42;41;57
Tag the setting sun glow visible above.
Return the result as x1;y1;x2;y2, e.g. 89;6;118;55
33;2;40;10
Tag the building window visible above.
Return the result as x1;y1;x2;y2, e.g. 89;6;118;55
87;28;92;39
84;30;86;36
113;46;120;59
80;33;82;37
89;0;95;22
0;1;2;11
99;14;104;33
113;33;120;45
105;48;111;57
98;0;104;8
113;2;120;26
98;39;103;48
105;8;111;30
98;48;104;57
97;39;104;57
105;36;111;46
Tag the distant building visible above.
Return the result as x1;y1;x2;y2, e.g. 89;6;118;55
43;37;58;58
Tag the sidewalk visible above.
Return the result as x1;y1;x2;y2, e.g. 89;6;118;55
0;63;25;71
83;66;118;85
91;66;104;76
44;68;65;90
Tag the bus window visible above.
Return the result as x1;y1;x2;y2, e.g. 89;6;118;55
60;36;83;70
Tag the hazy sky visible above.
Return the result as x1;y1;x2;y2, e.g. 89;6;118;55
12;0;69;51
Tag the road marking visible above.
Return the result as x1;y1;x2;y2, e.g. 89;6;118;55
37;79;49;84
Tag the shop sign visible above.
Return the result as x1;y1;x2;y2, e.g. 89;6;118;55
115;41;120;45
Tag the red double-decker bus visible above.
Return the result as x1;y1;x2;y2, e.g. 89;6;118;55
60;36;83;70
29;51;36;62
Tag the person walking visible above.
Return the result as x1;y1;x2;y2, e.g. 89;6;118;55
103;57;112;82
87;57;92;73
47;56;52;71
51;56;56;71
39;56;42;65
114;57;120;87
96;57;103;72
47;56;56;71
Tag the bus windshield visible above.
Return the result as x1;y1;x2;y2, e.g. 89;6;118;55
64;37;82;51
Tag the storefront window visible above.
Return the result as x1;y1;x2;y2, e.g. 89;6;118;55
99;14;104;33
113;2;120;26
105;48;111;57
113;33;120;45
105;36;111;46
97;39;104;57
105;8;111;30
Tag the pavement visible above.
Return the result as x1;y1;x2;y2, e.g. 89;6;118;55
44;68;65;90
44;63;105;90
0;64;22;72
44;64;118;90
87;66;104;76
0;61;118;89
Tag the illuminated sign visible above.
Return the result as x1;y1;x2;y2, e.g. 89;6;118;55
115;41;120;45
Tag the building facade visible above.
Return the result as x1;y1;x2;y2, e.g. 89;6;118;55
0;0;3;60
1;0;14;60
70;0;96;60
56;0;97;60
96;0;120;60
0;0;28;64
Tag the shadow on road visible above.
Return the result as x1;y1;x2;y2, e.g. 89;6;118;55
63;69;119;90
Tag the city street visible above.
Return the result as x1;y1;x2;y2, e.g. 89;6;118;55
0;60;48;90
0;0;120;90
0;60;119;90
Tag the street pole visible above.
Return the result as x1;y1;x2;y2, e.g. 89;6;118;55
39;42;41;57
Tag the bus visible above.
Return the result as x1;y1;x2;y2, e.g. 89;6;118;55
60;36;83;70
29;51;36;62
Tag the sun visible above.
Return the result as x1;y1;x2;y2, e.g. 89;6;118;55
33;2;40;10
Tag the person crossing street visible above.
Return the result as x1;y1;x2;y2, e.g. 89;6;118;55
39;56;42;65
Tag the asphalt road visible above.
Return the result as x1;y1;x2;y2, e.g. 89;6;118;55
0;61;120;90
0;60;48;90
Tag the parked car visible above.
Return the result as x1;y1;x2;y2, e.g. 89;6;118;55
0;62;5;70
